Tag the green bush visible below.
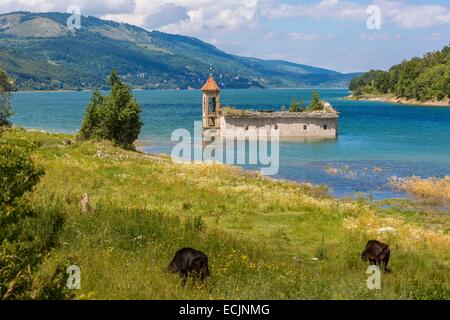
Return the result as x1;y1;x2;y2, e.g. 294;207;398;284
0;68;13;127
79;69;143;149
79;89;104;141
306;91;324;111
289;96;305;112
0;144;72;300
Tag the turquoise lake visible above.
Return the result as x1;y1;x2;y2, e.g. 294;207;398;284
10;89;450;199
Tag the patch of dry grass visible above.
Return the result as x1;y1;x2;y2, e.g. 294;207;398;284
389;176;450;206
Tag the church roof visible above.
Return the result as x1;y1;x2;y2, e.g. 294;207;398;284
201;76;220;91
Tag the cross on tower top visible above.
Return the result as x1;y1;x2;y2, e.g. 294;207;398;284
209;66;214;76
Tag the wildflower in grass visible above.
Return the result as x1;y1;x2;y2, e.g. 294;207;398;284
378;227;397;234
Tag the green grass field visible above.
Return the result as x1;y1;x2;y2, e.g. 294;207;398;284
2;128;449;299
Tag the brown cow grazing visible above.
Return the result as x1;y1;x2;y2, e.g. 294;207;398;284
361;240;390;271
168;248;210;285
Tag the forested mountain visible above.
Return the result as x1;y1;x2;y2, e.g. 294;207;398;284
0;11;359;91
349;44;450;102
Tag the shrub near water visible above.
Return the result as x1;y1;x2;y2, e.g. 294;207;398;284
79;69;142;149
0;68;13;127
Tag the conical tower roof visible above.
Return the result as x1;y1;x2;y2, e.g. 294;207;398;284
201;75;220;91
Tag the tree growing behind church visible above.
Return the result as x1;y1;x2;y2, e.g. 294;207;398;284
289;96;305;112
79;69;143;149
306;91;325;111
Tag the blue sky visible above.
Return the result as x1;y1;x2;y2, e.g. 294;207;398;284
1;0;449;73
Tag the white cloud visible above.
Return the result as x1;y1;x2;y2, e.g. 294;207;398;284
0;0;261;37
94;0;261;35
427;32;442;41
377;0;450;29
360;33;402;41
262;0;450;29
160;0;259;34
0;0;136;16
1;0;448;34
143;4;189;30
289;32;336;41
262;0;366;22
264;32;274;40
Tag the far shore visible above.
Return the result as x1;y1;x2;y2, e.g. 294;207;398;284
345;94;450;107
12;87;349;94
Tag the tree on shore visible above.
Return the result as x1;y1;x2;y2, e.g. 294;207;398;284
349;44;450;102
79;89;104;140
0;68;14;127
79;69;143;149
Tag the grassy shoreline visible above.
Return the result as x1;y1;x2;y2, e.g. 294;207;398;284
345;94;450;107
1;128;449;299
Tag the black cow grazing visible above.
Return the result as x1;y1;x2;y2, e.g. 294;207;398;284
168;248;210;285
361;240;390;271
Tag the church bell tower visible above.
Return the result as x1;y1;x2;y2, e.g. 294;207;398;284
201;67;221;136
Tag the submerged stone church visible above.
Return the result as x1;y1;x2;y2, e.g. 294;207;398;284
201;73;339;139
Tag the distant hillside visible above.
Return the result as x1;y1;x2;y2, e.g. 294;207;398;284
0;11;359;91
349;44;450;103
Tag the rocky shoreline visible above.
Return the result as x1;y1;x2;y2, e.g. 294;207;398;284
346;95;450;107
